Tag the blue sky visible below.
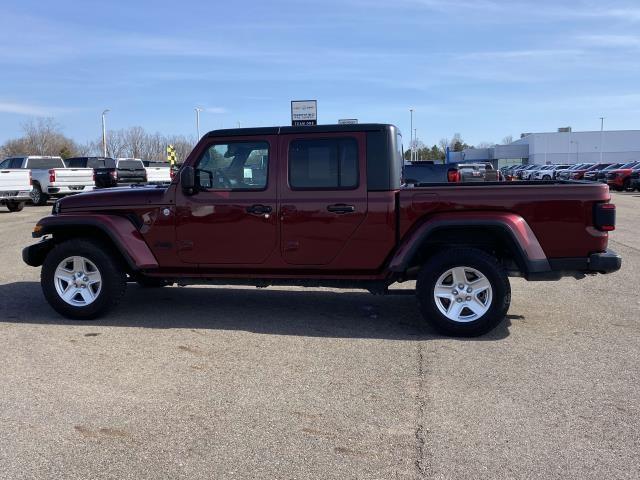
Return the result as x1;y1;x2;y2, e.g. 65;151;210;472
0;0;639;147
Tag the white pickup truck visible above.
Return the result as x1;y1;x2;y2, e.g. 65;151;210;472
143;161;172;184
0;158;32;212
8;156;94;205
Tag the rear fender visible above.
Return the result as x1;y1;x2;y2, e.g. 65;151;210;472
389;212;550;275
30;214;158;270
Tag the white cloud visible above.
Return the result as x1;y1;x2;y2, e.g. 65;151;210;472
204;107;227;114
0;101;67;116
577;34;640;48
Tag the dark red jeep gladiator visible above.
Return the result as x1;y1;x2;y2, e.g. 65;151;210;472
23;124;621;336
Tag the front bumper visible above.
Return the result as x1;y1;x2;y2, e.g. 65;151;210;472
22;238;56;267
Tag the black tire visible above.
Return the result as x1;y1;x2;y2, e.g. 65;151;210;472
30;183;49;206
41;239;127;320
416;248;511;337
136;276;171;288
623;179;631;191
6;201;24;212
542;175;551;181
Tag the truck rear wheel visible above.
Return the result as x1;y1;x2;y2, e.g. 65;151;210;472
6;201;24;212
30;184;48;206
41;239;127;319
416;248;510;337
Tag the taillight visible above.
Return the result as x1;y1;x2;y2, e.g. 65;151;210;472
49;169;56;183
447;169;460;182
110;170;117;179
594;203;616;231
29;171;33;186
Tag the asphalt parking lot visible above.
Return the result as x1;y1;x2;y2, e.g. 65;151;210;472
1;192;638;480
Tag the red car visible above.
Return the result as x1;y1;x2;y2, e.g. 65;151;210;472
606;161;640;191
569;163;611;180
23;124;621;337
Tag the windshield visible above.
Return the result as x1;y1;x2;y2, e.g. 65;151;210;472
620;161;638;169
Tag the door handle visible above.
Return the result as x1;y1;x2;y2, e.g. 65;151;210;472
246;204;273;215
327;204;356;214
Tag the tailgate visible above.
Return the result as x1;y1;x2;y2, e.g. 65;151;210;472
0;169;31;191
145;167;171;182
52;168;94;185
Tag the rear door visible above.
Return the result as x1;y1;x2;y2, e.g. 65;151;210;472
278;132;367;265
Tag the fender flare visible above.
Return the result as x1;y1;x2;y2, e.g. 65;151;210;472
389;212;550;274
29;214;158;270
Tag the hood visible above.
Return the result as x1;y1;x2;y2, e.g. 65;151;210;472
57;185;171;211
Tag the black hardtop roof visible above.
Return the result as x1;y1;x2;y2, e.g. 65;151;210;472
204;123;396;138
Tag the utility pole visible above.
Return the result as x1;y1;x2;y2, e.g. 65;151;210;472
195;107;203;139
599;117;605;163
409;108;414;162
101;109;110;157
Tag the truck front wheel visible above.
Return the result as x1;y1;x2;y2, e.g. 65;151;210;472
416;248;510;337
41;239;127;319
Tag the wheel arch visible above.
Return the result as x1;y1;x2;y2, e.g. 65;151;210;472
28;215;158;271
389;214;550;278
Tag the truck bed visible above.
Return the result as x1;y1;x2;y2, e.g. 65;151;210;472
400;180;610;259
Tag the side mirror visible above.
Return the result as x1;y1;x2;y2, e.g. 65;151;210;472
180;166;196;194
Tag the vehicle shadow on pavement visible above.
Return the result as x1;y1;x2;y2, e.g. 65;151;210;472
0;282;512;341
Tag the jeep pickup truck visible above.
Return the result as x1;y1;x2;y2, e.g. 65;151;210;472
22;124;621;336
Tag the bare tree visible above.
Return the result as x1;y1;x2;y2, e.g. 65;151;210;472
0;118;81;158
502;135;514;145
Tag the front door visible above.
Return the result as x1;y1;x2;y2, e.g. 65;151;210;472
278;132;368;265
175;136;278;265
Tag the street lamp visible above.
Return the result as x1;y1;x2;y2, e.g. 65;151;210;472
195;107;203;139
101;109;110;157
409;108;414;162
599;117;605;163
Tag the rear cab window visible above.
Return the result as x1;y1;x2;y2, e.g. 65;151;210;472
26;157;65;169
288;138;358;190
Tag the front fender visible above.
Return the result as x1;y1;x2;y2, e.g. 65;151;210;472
389;212;550;274
28;214;158;270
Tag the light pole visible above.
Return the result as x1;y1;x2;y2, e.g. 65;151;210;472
195;107;203;139
409;108;414;162
414;129;418;161
101;109;110;157
599;117;605;163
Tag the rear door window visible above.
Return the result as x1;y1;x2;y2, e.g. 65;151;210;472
288;138;358;190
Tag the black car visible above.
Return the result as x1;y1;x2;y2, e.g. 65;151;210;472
65;157;117;188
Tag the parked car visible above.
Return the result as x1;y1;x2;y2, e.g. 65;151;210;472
517;164;540;180
458;163;500;182
6;156;94;205
403;162;461;184
545;164;573;180
0;158;32;212
23;123;621;337
606;161;640;191
528;165;554;180
629;168;640;191
65;157;117;188
556;163;590;181
116;158;147;185
568;163;611;181
143;161;172;184
590;163;623;183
